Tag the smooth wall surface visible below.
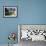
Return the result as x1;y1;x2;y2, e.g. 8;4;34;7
0;0;18;44
0;0;46;44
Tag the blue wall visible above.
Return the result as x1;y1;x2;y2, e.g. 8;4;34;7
0;0;46;44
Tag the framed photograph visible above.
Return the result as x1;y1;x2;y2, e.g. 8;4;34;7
3;6;17;17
